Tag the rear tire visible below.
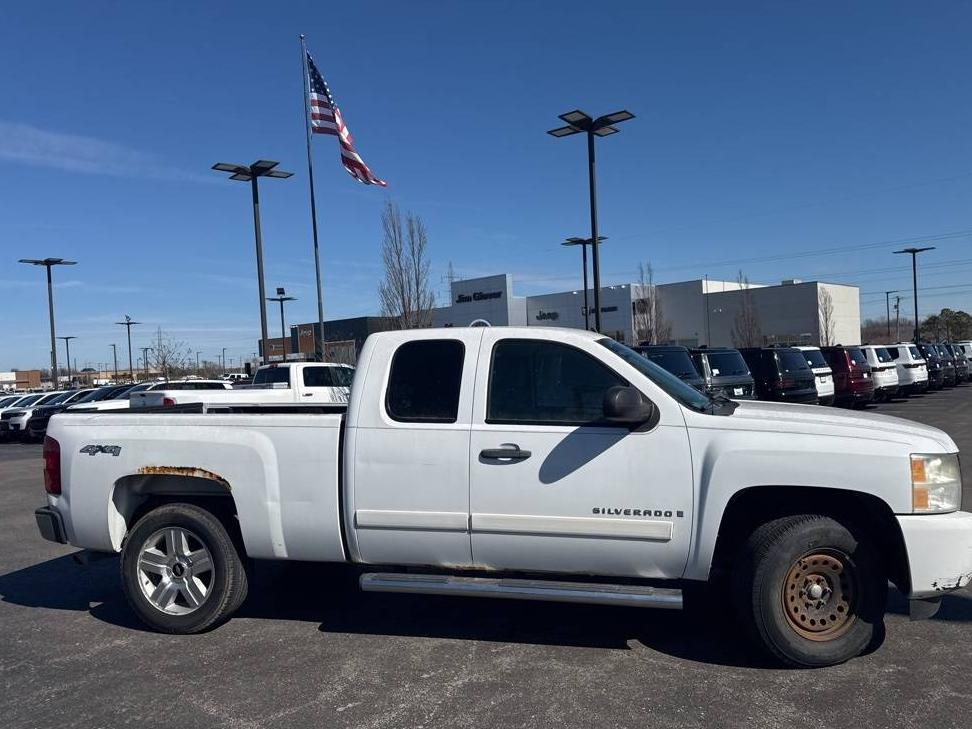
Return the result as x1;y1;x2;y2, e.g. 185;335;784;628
733;515;886;668
120;502;248;634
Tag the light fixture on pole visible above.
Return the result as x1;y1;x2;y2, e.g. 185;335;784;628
57;336;76;385
893;247;935;344
883;290;899;341
562;236;607;330
212;160;294;364
18;257;77;385
548;109;635;332
267;287;297;361
115;315;140;381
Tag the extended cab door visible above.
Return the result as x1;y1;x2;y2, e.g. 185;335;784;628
346;330;483;567
468;330;694;579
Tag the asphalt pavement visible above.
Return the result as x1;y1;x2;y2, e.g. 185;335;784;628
2;384;972;729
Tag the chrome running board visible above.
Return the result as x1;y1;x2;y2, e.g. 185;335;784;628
359;572;683;609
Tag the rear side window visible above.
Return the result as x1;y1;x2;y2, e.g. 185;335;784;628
386;340;464;423
886;347;900;360
303;366;354;388
873;347;892;363
801;349;828;369
487;339;626;425
776;350;811;374
846;348;867;366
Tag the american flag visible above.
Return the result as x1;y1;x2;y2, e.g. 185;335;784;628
305;52;387;187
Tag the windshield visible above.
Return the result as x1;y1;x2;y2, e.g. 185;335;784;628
254;367;291;387
14;394;45;407
0;396;20;408
600;340;713;412
777;350;812;374
800;349;828;369
107;384;140;400
44;391;75;406
704;351;750;377
873;347;893;363
637;349;699;379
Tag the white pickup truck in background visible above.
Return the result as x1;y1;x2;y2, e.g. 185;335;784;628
36;327;971;668
129;362;354;409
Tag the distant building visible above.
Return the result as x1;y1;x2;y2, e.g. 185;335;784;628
0;369;42;391
258;315;398;364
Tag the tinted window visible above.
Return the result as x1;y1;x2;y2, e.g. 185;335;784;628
909;346;922;359
845;348;867;366
488;339;626;425
107;384;139;400
873;347;892;363
602;340;712;412
35;392;62;405
801;349;828;369
303;366;355;388
639;350;699;378
886;347;900;360
704;351;750;377
13;394;44;407
254;367;291;387
44;391;75;405
386;340;464;423
0;396;22;407
777;350;811;374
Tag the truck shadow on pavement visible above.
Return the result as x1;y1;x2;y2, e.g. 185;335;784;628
4;556;972;667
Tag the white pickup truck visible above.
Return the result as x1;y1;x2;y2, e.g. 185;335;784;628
129;362;353;409
35;327;970;667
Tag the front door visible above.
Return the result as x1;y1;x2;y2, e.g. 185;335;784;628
348;330;482;567
468;331;693;579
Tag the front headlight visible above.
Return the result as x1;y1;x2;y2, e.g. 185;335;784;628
911;453;962;513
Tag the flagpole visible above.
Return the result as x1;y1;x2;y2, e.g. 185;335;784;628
299;34;326;362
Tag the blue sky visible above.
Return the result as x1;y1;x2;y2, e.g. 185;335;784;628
3;1;972;370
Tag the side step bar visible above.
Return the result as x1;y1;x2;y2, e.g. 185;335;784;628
360;572;682;610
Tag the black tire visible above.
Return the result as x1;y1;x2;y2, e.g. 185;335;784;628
120;502;248;634
733;515;886;668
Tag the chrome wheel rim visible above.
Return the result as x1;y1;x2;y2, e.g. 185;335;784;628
137;527;214;615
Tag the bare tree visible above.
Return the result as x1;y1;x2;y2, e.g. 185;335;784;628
632;261;671;344
378;201;435;329
730;270;763;348
151;327;193;381
818;288;836;346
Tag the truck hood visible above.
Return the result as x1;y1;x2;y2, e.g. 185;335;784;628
692;399;957;452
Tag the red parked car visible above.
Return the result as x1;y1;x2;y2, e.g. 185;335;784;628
821;345;874;407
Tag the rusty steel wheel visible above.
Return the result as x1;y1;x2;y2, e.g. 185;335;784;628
781;550;858;641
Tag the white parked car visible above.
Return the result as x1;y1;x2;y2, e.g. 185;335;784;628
38;327;971;668
130;362;353;409
792;346;835;405
71;380;232;411
861;345;900;400
885;343;929;394
1;390;68;438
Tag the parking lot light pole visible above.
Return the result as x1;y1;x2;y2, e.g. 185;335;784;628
110;343;119;380
115;315;140;381
57;336;76;386
213;160;294;365
548;110;634;332
267;287;297;360
139;347;152;379
893;247;935;344
18;257;77;386
562;237;607;330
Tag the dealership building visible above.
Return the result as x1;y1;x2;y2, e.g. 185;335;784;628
263;272;861;363
431;273;861;347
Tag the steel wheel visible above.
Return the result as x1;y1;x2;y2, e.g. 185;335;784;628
781;549;857;641
136;527;215;615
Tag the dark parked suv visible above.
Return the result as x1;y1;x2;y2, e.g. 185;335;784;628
738;347;818;404
944;343;970;383
917;344;946;390
821;345;874;407
934;344;958;387
634;345;705;391
690;347;756;400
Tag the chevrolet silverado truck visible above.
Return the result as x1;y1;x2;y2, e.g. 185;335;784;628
129;362;353;408
35;327;971;667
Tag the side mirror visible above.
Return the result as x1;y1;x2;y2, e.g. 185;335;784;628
603;385;656;427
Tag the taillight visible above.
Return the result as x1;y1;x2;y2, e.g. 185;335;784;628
162;397;175;407
43;435;61;495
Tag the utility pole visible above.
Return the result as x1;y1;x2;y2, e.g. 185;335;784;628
110;343;119;380
115;315;140;380
221;347;227;372
195;351;201;373
140;346;152;379
57;336;77;386
894;296;902;342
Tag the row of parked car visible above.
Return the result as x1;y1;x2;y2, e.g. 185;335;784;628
634;340;972;407
0;379;233;441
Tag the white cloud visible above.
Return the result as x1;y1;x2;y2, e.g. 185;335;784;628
0;121;211;182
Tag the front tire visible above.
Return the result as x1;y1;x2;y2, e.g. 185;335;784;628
733;515;886;668
120;503;248;634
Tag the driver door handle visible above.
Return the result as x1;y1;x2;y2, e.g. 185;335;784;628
480;444;531;461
